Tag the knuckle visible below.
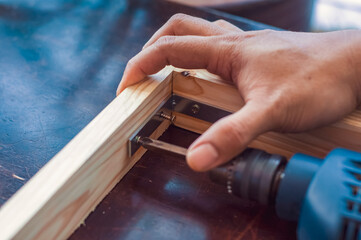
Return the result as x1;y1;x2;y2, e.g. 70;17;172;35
259;29;275;36
214;19;241;33
222;33;243;42
168;13;189;25
214;19;227;25
229;118;250;144
213;34;242;78
126;58;137;69
155;35;176;48
125;57;146;75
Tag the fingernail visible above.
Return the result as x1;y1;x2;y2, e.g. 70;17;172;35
143;38;153;49
116;76;126;96
142;42;150;50
187;143;218;171
116;84;122;96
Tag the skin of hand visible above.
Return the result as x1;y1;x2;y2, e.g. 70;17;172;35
116;14;361;172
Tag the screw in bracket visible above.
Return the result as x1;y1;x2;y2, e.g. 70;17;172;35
159;111;176;123
181;71;190;77
134;135;141;144
191;104;200;115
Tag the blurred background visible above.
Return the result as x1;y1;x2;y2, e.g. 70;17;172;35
168;0;361;32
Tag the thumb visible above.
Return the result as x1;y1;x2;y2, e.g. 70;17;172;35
186;102;272;171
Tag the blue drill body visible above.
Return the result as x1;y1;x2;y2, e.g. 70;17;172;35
277;149;361;240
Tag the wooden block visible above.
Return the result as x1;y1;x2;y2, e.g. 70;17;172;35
172;69;361;159
172;111;211;134
173;69;244;112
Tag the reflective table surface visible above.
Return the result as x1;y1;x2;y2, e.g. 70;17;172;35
0;0;268;206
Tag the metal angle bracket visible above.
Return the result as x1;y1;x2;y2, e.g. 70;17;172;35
128;95;173;157
128;94;232;157
171;95;231;123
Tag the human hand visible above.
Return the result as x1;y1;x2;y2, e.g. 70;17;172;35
117;14;361;171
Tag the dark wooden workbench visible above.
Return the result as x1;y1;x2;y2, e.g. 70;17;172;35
0;0;296;238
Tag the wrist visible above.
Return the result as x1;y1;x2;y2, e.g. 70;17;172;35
343;30;361;106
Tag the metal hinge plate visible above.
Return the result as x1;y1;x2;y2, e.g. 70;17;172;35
128;94;232;157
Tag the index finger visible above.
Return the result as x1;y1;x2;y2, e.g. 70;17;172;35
143;14;227;49
117;35;231;95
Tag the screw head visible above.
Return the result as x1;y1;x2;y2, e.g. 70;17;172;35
134;136;141;143
191;104;200;114
181;71;190;77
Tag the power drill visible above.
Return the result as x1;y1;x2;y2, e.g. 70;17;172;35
135;136;361;240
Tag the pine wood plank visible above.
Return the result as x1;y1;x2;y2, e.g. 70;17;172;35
172;69;243;112
173;112;211;134
172;69;361;159
0;67;173;240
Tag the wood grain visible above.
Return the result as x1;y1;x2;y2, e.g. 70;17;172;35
172;112;211;134
172;69;243;112
172;69;361;159
0;67;173;240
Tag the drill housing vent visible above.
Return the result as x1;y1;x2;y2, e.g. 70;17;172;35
341;159;361;240
298;149;361;240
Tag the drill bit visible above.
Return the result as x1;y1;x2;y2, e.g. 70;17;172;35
134;136;287;206
135;136;187;159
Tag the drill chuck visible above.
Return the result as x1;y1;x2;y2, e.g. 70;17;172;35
209;148;287;205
